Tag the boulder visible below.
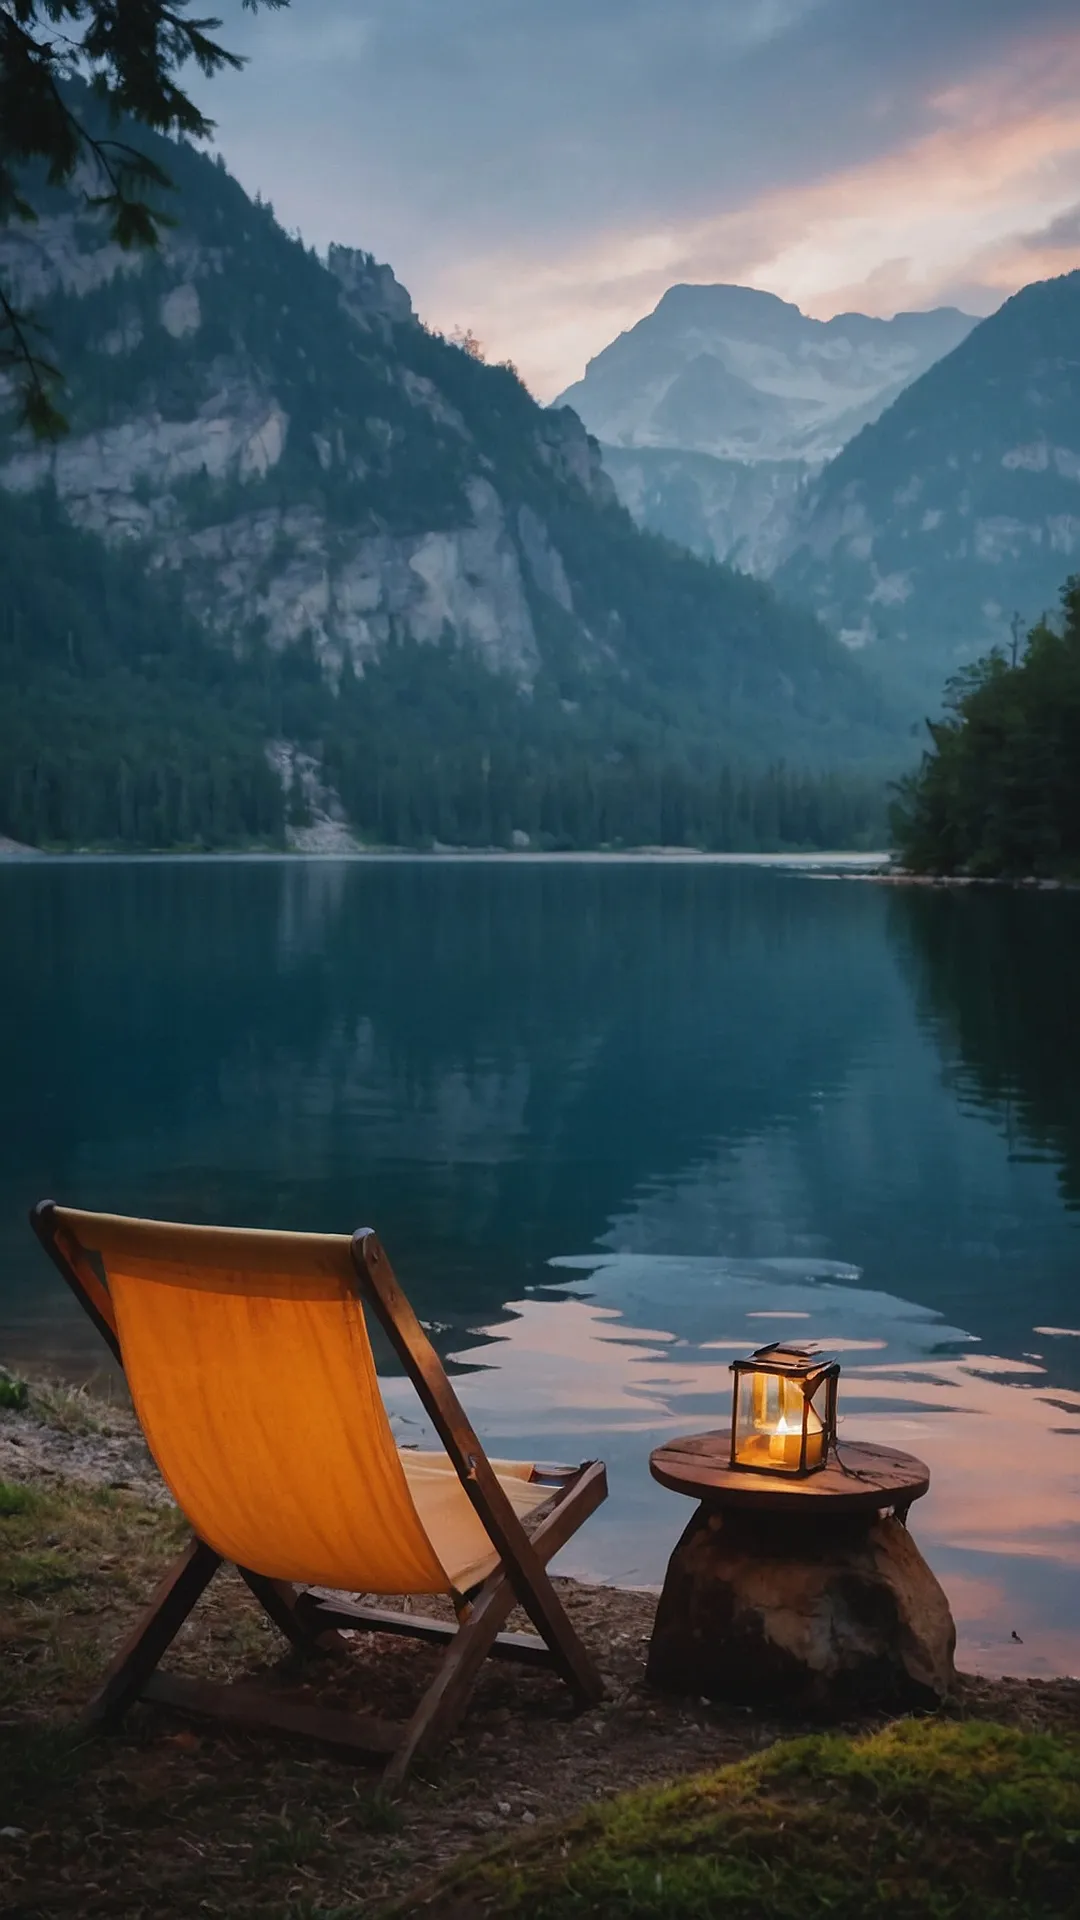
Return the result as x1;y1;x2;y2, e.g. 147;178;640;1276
646;1506;955;1712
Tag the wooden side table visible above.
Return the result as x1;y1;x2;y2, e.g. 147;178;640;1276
646;1430;955;1710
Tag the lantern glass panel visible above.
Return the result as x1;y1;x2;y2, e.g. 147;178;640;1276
805;1376;831;1464
732;1363;829;1473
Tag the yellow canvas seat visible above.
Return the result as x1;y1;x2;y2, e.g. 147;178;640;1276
30;1202;608;1783
400;1452;553;1593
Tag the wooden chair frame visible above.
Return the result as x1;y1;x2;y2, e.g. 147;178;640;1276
30;1202;607;1785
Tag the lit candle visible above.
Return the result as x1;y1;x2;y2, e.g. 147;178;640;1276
769;1414;797;1466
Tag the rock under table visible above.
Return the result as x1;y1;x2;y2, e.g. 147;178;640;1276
646;1434;956;1712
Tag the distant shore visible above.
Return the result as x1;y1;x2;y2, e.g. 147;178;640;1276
5;841;1078;885
0;840;890;867
841;869;1080;891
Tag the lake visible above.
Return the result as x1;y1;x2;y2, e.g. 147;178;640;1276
2;855;1078;1679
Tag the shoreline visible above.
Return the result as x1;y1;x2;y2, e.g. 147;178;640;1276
4;841;1078;886
0;843;890;865
843;869;1080;891
3;1367;1078;1687
4;1368;1079;1915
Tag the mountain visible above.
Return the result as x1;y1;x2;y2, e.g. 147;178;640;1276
554;286;976;574
775;271;1080;702
556;284;977;465
0;102;902;852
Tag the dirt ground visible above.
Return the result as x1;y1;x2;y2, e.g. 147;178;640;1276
2;1377;1078;1918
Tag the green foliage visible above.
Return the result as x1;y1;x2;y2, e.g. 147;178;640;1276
0;1371;30;1411
388;1719;1080;1918
891;576;1080;875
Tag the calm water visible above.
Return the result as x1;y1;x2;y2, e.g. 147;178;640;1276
2;856;1079;1677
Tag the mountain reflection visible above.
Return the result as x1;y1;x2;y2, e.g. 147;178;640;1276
3;861;1079;1378
0;858;897;1349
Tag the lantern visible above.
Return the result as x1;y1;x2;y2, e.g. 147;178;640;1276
729;1342;839;1476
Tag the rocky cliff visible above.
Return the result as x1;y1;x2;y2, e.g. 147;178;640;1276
0;160;616;694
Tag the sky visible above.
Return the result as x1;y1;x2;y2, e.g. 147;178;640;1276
199;0;1080;398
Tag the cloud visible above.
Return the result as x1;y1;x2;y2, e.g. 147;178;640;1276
1022;201;1080;250
416;24;1080;394
199;1;1080;396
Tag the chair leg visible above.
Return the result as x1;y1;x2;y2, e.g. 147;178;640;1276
82;1536;221;1731
384;1566;518;1787
83;1468;607;1784
507;1461;607;1707
384;1460;608;1787
238;1570;351;1656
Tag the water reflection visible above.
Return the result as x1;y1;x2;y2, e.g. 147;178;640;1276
1;860;1079;1675
891;886;1080;1210
383;1254;1080;1679
0;859;903;1356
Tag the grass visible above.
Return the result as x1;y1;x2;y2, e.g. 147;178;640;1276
389;1719;1080;1918
0;1477;39;1516
0;1369;29;1411
23;1374;124;1435
1;1447;1078;1919
0;1469;485;1914
0;1475;191;1745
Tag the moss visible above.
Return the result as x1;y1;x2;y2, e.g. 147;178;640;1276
389;1719;1080;1918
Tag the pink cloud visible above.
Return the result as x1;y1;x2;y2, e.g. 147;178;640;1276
418;26;1080;397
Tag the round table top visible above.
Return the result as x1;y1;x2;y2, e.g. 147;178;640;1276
649;1432;930;1515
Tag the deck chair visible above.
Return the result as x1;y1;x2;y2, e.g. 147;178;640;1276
30;1202;607;1784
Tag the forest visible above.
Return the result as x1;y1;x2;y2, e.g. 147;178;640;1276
0;488;888;854
891;575;1080;878
0;488;285;849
